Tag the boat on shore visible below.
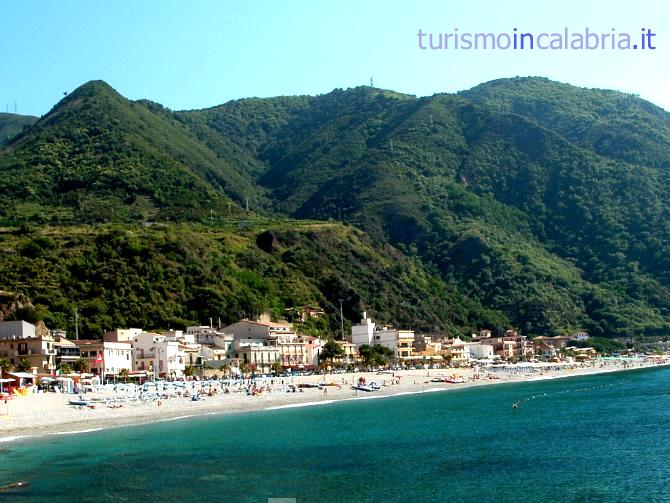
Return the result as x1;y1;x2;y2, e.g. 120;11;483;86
68;399;92;406
351;381;380;392
431;374;468;384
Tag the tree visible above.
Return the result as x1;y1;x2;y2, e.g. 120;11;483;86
358;344;393;368
16;358;32;372
58;362;72;374
184;365;197;377
319;340;345;368
374;345;394;366
119;368;129;383
358;345;376;367
0;357;12;373
239;362;251;377
72;357;89;374
270;361;282;375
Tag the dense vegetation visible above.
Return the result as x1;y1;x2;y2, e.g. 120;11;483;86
0;112;38;145
1;77;670;338
0;220;477;338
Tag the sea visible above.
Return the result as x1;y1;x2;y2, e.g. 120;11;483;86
1;366;669;502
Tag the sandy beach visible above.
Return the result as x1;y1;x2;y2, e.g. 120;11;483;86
0;359;667;442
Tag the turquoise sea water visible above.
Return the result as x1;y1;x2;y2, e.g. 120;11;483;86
1;366;670;502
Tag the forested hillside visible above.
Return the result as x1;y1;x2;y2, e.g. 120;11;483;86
2;77;669;338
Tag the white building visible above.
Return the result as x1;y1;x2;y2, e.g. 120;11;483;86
350;312;411;358
351;312;375;346
101;342;133;376
74;340;132;378
132;332;185;378
0;320;36;340
232;338;280;375
467;343;495;360
185;326;233;355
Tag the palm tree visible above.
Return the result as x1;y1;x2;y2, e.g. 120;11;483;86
16;358;32;372
58;362;73;375
72;357;90;374
119;368;129;383
0;357;12;373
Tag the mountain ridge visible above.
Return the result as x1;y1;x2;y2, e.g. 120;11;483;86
2;76;669;339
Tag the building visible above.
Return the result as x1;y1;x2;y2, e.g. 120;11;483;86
413;334;443;354
184;326;233;359
131;332;185;379
285;305;325;323
74;340;132;378
104;328;143;343
396;330;415;360
0;331;56;373
467;343;495;360
532;336;570;351
350;312;414;359
53;336;81;368
335;340;358;366
232;338;280;375
0;320;36;340
223;319;323;372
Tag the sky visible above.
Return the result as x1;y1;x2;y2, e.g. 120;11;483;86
1;0;669;117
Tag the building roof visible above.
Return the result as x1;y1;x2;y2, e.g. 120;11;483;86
9;371;35;378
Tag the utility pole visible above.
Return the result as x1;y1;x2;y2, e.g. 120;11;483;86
339;299;345;340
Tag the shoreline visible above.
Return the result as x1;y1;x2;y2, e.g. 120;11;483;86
1;360;667;443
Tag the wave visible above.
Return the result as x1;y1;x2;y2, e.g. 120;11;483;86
160;415;197;422
51;428;104;436
0;435;33;443
265;400;336;411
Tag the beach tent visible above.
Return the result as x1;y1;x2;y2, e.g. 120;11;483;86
8;372;36;388
55;376;75;394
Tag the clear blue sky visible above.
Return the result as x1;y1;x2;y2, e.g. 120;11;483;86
1;0;668;116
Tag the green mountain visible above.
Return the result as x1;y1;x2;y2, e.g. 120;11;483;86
0;112;38;145
461;77;670;169
181;81;670;338
0;81;265;224
2;77;670;339
0;220;475;337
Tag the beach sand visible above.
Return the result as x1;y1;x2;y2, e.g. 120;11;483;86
0;359;666;441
